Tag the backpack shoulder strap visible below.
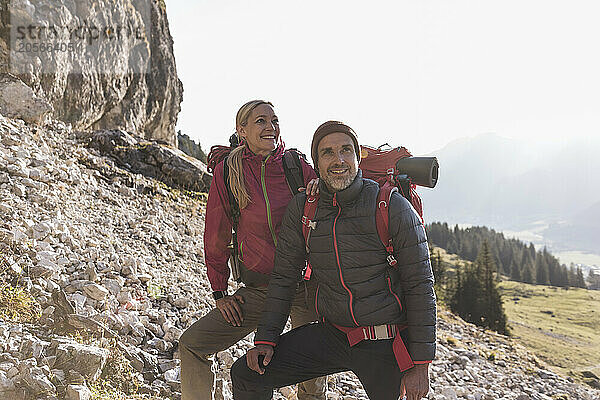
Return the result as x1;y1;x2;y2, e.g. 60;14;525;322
301;193;319;280
282;149;305;195
222;157;240;230
222;157;243;283
376;183;398;267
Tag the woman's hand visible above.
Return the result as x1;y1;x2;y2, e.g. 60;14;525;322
301;178;319;196
216;294;245;326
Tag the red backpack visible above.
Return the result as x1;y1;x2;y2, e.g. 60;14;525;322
301;144;437;280
359;145;424;218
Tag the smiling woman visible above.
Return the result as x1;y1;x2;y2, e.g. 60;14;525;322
178;100;326;400
237;103;280;157
226;100;278;209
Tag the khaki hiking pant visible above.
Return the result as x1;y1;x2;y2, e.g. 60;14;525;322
179;283;327;400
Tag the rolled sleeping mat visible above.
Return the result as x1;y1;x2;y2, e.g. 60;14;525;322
395;157;439;188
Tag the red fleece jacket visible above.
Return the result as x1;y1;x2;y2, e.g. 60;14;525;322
203;145;317;291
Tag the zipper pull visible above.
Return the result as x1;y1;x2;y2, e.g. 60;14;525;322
333;193;337;207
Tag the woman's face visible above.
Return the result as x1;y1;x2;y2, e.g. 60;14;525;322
238;104;280;157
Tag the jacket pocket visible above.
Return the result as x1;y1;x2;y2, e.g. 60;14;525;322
386;272;403;313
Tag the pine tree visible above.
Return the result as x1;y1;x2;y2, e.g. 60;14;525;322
527;243;537;261
476;241;508;334
510;260;521;281
519;249;534;283
449;242;508;335
522;263;535;284
559;266;569;288
588;270;600;290
535;255;549;285
575;267;586;288
431;250;446;292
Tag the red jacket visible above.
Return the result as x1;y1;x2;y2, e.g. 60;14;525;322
204;145;317;291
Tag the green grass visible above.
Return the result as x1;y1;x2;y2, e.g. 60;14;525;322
499;280;600;378
0;283;41;323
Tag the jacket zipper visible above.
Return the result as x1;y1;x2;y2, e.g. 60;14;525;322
261;155;278;246
314;284;320;318
332;193;359;326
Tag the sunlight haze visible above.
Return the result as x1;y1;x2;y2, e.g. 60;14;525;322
166;0;600;156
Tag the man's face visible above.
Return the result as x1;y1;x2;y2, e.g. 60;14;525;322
317;132;359;192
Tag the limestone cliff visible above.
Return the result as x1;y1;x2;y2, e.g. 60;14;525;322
0;0;182;145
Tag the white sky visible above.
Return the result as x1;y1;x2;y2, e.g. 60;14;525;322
165;0;600;156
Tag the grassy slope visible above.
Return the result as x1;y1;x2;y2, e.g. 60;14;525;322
498;281;600;378
433;245;600;381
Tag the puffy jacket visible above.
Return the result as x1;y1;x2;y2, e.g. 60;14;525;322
204;145;317;291
255;171;437;362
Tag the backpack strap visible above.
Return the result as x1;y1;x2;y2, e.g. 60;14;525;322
282;149;305;195
223;157;242;282
376;183;398;267
301;193;319;280
222;157;240;229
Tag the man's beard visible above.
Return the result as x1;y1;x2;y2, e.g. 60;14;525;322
321;164;358;192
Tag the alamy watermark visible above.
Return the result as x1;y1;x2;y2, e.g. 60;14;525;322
9;0;152;74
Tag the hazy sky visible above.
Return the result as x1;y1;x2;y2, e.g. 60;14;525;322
165;0;600;156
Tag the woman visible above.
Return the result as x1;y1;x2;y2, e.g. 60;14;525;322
179;100;325;400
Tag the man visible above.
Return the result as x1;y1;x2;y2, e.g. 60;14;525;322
230;121;437;400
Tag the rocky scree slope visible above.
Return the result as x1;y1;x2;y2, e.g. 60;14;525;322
0;116;599;400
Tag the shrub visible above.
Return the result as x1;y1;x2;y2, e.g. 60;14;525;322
0;282;41;323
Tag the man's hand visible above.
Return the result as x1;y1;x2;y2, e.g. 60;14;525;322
216;294;245;326
400;363;430;400
246;344;274;374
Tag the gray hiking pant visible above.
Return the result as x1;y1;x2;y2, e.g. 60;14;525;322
179;283;326;400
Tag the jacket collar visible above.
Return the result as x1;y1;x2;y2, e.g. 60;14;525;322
318;169;364;207
242;143;285;162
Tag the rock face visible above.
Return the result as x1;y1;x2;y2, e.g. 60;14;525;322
0;0;182;145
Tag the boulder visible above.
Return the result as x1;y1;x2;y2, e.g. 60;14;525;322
65;384;91;400
17;359;56;395
82;283;109;301
84;129;211;192
50;339;109;382
0;370;15;392
0;73;52;124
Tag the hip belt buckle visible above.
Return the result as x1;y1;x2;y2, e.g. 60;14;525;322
364;324;396;340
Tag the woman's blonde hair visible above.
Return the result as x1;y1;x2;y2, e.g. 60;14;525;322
227;100;274;209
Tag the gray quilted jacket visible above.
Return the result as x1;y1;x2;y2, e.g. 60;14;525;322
255;171;437;362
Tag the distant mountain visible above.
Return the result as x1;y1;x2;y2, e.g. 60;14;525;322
420;133;600;253
544;200;600;254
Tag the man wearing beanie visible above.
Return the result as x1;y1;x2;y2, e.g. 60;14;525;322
231;121;436;400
